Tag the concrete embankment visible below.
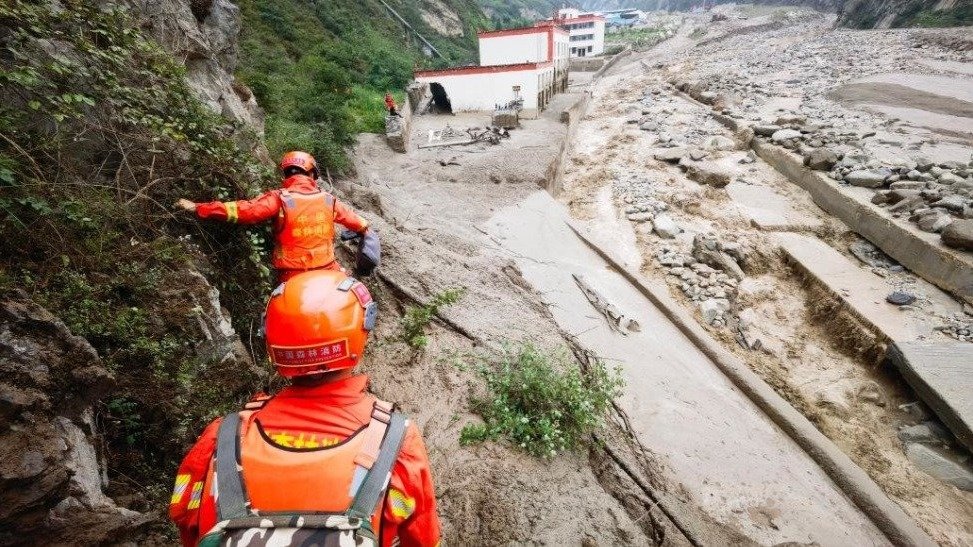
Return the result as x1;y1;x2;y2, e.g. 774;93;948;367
487;190;932;546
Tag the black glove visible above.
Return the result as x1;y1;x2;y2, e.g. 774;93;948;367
354;228;381;277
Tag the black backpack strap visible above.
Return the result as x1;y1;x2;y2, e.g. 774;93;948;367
348;412;408;520
215;412;249;520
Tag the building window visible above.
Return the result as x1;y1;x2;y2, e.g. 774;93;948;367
587;46;593;53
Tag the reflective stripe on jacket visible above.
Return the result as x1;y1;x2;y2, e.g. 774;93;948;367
193;175;369;271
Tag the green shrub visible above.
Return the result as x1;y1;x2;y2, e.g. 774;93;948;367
399;289;463;348
460;343;624;458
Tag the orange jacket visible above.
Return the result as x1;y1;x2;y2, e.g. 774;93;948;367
194;175;369;271
385;94;397;110
169;375;440;547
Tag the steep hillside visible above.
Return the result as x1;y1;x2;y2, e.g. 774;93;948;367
235;0;489;172
838;0;973;27
0;0;272;541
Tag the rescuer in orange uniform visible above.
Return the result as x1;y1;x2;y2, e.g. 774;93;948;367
384;92;399;117
169;270;440;546
176;151;380;282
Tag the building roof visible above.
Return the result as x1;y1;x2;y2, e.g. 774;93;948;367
478;24;565;38
548;14;606;23
415;61;553;79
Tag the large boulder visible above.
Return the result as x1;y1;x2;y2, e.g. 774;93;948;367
942;220;973;251
0;292;148;544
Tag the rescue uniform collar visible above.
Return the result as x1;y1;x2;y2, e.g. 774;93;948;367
275;374;370;406
281;174;319;192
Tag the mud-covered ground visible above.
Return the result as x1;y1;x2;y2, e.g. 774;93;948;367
557;6;972;545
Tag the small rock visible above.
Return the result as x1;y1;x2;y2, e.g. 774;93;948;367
754;124;780;137
938;172;964;185
699;298;730;325
905;443;973;491
654;148;687;163
805;148;838;171
942;220;973;250
845;169;888;188
652;213;682;239
898;421;951;444
702;135;736;151
916;210;953;233
689;149;709;161
887;291;916;306
627;212;654;223
771;129;802;143
686;163;733;188
932;194;966;213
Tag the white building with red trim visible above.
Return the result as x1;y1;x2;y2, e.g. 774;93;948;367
548;8;606;58
413;23;568;119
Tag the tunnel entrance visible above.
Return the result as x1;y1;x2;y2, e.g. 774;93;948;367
429;82;453;114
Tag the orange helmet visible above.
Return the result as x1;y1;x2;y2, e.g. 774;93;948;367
279;151;318;178
264;270;376;378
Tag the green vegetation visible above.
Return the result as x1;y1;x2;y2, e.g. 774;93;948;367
460;344;623;458
840;0;973;28
478;0;562;28
399;289;464;348
605;26;667;51
236;0;489;173
907;4;973;27
0;0;270;502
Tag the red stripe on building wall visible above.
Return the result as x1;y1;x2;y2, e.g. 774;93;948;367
415;61;553;78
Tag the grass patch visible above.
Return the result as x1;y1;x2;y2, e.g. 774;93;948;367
460;344;623;458
606;26;666;50
399;289;464;349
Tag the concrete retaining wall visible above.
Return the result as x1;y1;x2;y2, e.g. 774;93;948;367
753;141;973;305
593;45;632;79
570;56;606;72
546;92;591;196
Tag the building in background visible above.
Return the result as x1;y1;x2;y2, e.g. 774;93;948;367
548;8;606;58
413;23;568;118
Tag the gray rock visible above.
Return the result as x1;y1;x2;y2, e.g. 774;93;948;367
942;220;973;250
754;124;781;137
771;128;802;143
889;195;924;213
905;443;973;491
889;180;924;190
917;210;953;233
887;291;917;306
939;172;965;185
627;212;654;223
654;148;687;163
699;298;730;325
702;135;736;151
686;163;733;188
932;194;967;213
845;169;888;188
652;213;682;239
805;148;838;171
898;421;951;444
689;149;709;161
887;189;921;205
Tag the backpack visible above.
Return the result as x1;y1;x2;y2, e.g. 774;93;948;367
199;401;408;547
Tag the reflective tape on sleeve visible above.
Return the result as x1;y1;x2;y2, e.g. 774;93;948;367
225;202;239;223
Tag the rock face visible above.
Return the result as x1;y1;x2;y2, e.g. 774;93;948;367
126;0;264;133
0;292;148;544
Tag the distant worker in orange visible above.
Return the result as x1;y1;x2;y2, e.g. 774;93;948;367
169;270;441;546
384;92;400;117
176;151;379;281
